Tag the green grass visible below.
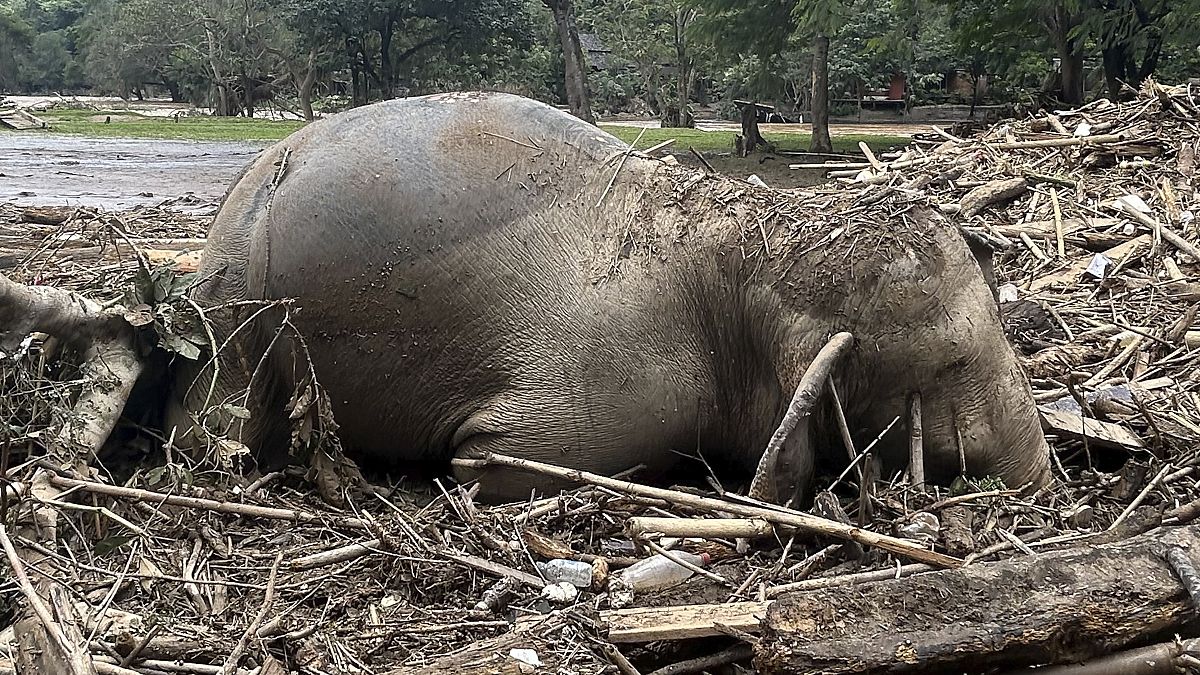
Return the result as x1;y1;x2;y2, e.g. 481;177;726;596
8;107;910;153
19;108;303;142
601;125;911;154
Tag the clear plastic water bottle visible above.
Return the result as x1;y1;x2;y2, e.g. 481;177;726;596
536;559;594;588
615;551;711;593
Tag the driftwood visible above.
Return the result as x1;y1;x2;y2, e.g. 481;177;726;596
754;522;1200;674
959;177;1030;218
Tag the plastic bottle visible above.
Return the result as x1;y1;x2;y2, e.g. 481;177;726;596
536;559;594;588
615;551;711;593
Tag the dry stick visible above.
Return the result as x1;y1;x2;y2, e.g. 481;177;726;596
646;644;754;675
0;524;81;667
908;392;925;490
455;453;962;568
640;138;676;154
1108;463;1173;532
597;127;647;207
765;562;930;598
627;517;774;541
689;147;716;173
1163;546;1200;612
991;133;1125;150
603;644;643;675
289;539;385;571
858;141;884;172
828;382;860;480
1117;201;1200;262
118;624;163;668
45;476;369;530
748;332;855;502
220;552;282;675
1009;638;1200;675
1083;335;1145;387
443;551;546;589
1051;188;1066;257
645;540;729;586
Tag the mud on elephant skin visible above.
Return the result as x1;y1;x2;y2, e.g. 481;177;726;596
164;91;1052;504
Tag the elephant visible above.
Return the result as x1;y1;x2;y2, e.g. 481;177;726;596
165;91;1052;504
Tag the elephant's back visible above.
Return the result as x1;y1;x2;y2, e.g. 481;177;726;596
229;94;647;460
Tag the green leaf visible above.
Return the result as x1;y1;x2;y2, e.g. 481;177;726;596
94;535;134;556
163;333;202;360
222;404;252;420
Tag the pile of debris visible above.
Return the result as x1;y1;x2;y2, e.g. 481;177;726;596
1;80;1199;675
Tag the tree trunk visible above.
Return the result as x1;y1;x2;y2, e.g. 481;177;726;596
379;15;395;99
755;522;1200;674
1047;3;1085;105
737;102;765;157
809;32;832;154
297;49;318;122
670;8;696;129
298;73;316;122
544;0;595;124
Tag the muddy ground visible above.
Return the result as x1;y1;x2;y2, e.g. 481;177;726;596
0;133;265;210
0;132;830;211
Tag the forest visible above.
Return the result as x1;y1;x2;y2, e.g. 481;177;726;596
1;0;1198;132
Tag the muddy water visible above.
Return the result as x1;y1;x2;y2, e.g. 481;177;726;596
0;133;264;211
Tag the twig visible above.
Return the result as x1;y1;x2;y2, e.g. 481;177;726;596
597;128;647;207
0;522;81;669
992;133;1124;149
689;147;715;173
1164;546;1200;614
766;562;929;598
220;552;282;675
908;392;925;489
646;644;754;675
453;453;963;568
1108;463;1172;532
645;540;729;586
602;643;643;675
45;475;369;529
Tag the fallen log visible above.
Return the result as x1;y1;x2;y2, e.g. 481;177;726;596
754;522;1200;674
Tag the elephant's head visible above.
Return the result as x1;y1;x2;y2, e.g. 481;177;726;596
774;210;1051;492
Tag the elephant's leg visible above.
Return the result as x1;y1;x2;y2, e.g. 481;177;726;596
165;305;292;468
448;395;681;504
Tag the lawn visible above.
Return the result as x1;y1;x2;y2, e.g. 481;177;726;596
12;107;911;153
21;108;305;142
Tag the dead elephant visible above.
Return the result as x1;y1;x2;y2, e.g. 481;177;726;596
160;92;1051;504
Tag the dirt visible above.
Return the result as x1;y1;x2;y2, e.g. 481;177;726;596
0;133;265;211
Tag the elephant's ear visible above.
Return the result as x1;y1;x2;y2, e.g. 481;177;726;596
958;226;1008;304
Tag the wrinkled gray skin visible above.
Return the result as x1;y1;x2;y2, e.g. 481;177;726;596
166;92;1051;503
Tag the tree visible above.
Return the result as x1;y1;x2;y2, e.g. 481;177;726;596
543;0;594;123
0;9;35;90
1076;0;1197;99
581;0;703;127
937;0;1085;105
